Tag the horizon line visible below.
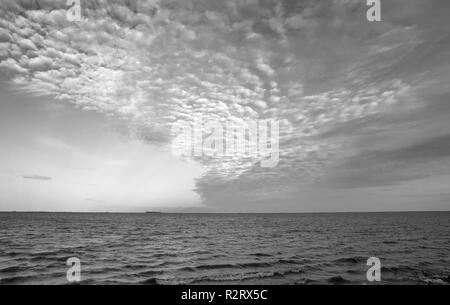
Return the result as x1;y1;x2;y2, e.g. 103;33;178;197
0;210;449;214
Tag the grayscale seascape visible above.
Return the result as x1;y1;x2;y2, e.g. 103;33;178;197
1;0;450;287
1;212;449;285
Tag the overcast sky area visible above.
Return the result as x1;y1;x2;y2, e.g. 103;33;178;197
1;0;450;212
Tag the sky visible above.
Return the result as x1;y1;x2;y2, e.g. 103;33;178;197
0;0;450;212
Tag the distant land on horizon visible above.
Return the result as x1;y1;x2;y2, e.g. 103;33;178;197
0;210;449;214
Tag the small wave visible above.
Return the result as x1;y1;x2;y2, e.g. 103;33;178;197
238;262;273;268
178;262;272;271
85;266;123;274
420;277;449;285
29;255;70;263
203;271;280;282
328;276;351;284
0;265;29;273
345;269;361;274
4;251;25;257
0;274;39;284
140;278;160;285
30;249;72;256
134;269;165;277
155;267;307;285
123;264;150;270
381;265;415;273
418;261;433;267
179;259;300;272
251;253;272;257
275;268;304;276
191;250;213;255
333;256;366;264
157;271;282;285
177;266;197;272
67;278;96;285
277;259;303;265
294;278;314;285
189;263;237;270
152;253;178;258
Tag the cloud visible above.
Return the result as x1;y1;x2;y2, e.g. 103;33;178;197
84;198;104;203
22;174;52;181
372;134;450;162
1;0;450;208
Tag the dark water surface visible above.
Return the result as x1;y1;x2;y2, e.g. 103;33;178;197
0;212;449;285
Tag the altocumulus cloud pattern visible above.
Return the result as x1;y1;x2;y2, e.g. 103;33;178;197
1;0;450;211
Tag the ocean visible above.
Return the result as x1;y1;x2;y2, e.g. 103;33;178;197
0;212;449;285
